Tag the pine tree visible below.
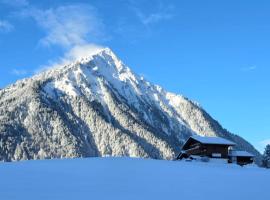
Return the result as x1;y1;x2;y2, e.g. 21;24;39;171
262;144;270;168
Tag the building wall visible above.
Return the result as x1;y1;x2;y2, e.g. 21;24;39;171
184;143;229;158
185;146;204;155
203;145;229;158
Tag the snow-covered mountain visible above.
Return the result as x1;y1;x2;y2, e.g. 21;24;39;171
0;48;261;162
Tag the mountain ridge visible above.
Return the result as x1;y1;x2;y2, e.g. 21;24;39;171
0;47;261;162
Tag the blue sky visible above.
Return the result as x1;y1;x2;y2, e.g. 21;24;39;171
0;0;269;152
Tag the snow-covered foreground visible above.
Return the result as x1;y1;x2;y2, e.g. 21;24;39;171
0;158;269;200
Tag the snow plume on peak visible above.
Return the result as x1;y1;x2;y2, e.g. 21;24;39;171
35;44;106;74
65;44;106;62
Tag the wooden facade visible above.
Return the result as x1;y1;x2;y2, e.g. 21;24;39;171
177;136;235;159
177;136;255;166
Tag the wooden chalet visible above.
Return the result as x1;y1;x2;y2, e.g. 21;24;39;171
177;135;236;160
176;135;255;166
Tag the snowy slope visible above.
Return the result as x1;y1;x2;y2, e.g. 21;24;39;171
0;157;269;200
0;48;261;162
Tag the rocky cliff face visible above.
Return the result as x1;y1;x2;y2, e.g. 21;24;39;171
0;48;261;162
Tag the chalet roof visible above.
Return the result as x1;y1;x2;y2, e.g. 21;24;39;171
229;150;254;157
190;135;236;146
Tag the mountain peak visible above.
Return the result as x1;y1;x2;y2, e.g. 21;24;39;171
0;48;261;163
98;47;115;56
76;47;116;62
67;46;123;73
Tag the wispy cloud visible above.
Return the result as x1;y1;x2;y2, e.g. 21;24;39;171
241;66;257;72
261;139;270;146
133;6;174;26
114;1;174;42
20;4;105;48
138;12;173;26
130;1;174;26
14;3;106;72
11;69;29;76
0;0;29;7
0;20;14;32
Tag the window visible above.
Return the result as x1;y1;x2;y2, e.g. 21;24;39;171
212;153;222;158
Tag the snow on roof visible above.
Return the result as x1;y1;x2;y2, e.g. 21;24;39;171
190;135;236;146
229;151;254;157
